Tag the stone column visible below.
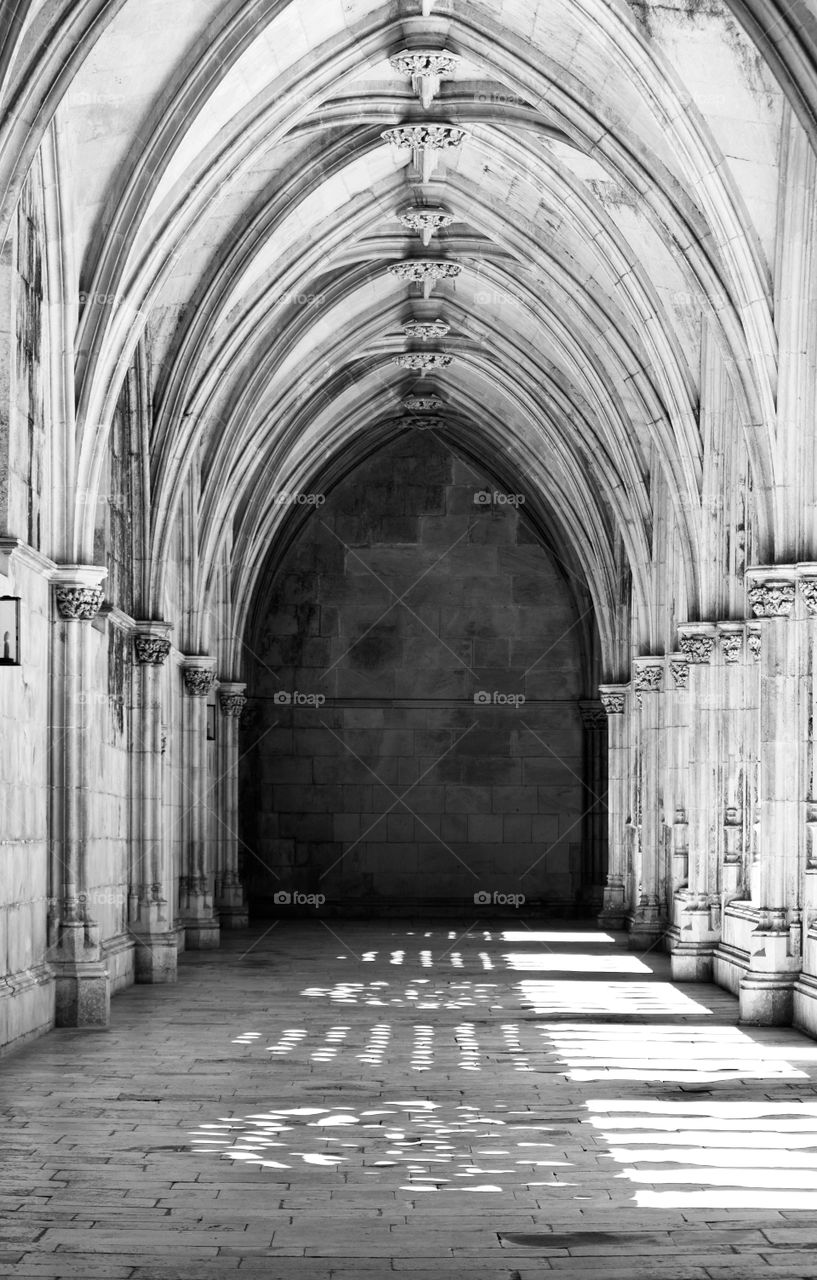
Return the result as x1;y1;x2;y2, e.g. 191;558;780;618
598;685;628;929
579;699;608;910
667;655;690;894
48;567;110;1028
671;624;719;980
740;568;802;1024
628;658;665;949
718;623;749;906
177;656;220;949
216;683;249;929
129;624;178;982
795;566;817;1035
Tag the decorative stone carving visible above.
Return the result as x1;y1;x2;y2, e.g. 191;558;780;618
402;318;450;341
679;634;715;664
747;580;795;617
720;632;743;663
219;692;247;717
183;667;215;697
579;701;607;729
382;124;467;150
134;635;171;665
633;663;663;694
801;578;817;616
394;352;453;374
600;690;625;715
55;586;104;620
669;658;689;689
389;261;461;300
399;207;455;247
402;414;446;431
403;395;446;412
747;627;762;659
389;49;460;109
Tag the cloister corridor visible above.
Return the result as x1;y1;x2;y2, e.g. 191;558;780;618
3;921;817;1280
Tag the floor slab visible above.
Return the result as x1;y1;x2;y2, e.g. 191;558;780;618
3;921;817;1279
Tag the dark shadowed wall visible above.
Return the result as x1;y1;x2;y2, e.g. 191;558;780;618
240;435;596;916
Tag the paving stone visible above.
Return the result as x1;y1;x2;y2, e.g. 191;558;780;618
5;923;817;1279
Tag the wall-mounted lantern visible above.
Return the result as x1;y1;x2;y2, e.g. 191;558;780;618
0;596;21;666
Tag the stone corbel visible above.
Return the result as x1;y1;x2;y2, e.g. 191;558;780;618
52;565;108;620
218;682;248;717
632;657;663;706
134;623;173;666
718;623;744;664
745;566;796;618
599;684;627;715
677;622;717;665
182;656;217;697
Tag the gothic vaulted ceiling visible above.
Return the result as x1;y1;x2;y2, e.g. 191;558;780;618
2;0;816;670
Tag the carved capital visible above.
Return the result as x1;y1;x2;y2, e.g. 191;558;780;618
718;628;743;663
579;699;607;730
182;660;216;697
599;685;627;715
669;657;689;690
55;586;104;620
679;633;715;664
633;661;663;694
800;578;817;616
218;682;247;718
134;635;172;665
219;693;247;718
746;576;795;618
747;625;762;659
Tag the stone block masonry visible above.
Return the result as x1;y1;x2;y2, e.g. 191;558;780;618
241;436;593;917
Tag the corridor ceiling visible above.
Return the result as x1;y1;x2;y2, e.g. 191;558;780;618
2;0;815;664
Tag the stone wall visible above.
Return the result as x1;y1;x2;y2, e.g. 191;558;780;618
241;436;589;916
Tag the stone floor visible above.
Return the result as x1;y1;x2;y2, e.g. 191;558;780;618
4;921;817;1279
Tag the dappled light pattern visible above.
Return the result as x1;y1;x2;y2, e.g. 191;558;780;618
186;923;817;1228
188;1099;566;1194
588;1100;817;1209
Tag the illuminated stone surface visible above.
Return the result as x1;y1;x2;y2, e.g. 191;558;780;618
2;923;817;1278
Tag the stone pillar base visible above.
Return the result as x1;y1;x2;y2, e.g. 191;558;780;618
54;965;110;1028
793;973;817;1037
670;905;718;981
598;879;627;931
133;932;179;983
671;946;713;982
627;901;664;951
739;972;796;1024
181;918;221;949
219;907;250;930
216;877;248;929
739;927;800;1025
50;920;110;1028
178;884;220;949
